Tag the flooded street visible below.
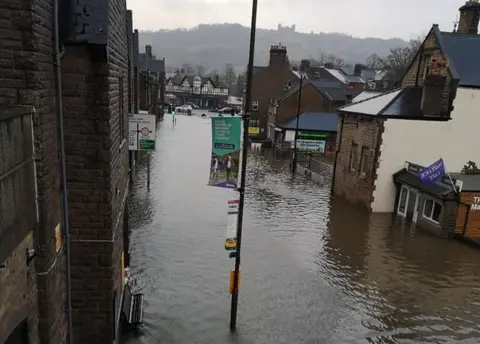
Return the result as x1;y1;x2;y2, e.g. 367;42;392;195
122;113;480;344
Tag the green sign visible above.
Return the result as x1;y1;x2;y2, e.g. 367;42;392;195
139;140;155;150
299;131;327;139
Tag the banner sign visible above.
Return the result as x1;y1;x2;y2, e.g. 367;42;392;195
418;158;445;184
291;139;325;153
225;199;239;250
209;116;241;188
128;113;156;151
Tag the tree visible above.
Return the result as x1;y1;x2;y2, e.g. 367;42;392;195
366;53;383;69
223;63;237;93
196;65;205;76
462;161;480;175
235;73;246;97
380;37;423;82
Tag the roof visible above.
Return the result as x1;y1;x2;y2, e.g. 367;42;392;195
345;75;365;83
393;168;456;200
310;80;347;101
138;55;165;73
352;91;381;103
276;111;338;132
338;86;441;120
324;67;349;84
436;30;480;87
166;74;227;88
449;173;480;192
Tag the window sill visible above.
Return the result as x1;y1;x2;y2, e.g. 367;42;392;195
422;215;440;225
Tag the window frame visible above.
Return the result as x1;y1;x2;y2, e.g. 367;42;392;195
349;142;358;172
423;55;431;80
422;198;442;224
359;146;370;176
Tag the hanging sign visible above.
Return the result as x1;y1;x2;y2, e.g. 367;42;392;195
208;116;241;189
225;199;239;250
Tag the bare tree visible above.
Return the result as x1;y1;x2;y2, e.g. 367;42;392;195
366;53;383;69
380;37;423;81
223;63;237;92
319;53;344;68
196;65;206;76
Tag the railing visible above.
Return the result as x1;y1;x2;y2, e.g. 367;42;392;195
0;107;37;262
296;151;335;175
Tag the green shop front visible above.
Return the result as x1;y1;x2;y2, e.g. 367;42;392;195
273;111;338;153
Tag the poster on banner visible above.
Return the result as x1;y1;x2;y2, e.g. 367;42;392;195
128;113;157;151
225;199;239;250
208;116;241;188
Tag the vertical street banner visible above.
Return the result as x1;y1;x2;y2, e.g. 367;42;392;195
208;116;241;188
225;199;239;250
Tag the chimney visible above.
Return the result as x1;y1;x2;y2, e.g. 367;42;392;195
269;43;288;68
145;45;152;57
300;59;310;72
457;0;480;35
421;55;449;116
324;62;334;69
354;64;363;76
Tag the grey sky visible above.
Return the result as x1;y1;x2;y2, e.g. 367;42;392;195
126;0;464;39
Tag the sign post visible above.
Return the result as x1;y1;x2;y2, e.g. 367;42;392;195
128;112;156;190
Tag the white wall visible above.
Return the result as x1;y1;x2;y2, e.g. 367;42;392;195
372;88;480;212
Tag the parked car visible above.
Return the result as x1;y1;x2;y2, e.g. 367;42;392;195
175;105;193;114
185;102;199;109
218;107;233;114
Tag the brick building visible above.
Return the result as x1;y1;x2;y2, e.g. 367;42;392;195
332;1;480;220
138;45;166;114
1;0;137;343
250;44;298;140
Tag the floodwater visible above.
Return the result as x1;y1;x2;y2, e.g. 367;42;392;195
121;112;480;344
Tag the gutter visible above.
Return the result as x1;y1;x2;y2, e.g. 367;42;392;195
53;1;74;343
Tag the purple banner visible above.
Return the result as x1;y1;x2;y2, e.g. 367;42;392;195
418;159;445;184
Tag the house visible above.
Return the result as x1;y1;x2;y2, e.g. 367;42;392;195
332;1;480;216
342;65;394;92
165;74;228;108
138;45;166;113
269;111;339;155
393;161;480;244
250;44;298;140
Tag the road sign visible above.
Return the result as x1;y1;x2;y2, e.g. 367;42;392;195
128;113;156;151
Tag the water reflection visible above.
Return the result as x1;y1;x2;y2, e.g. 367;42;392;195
122;113;480;344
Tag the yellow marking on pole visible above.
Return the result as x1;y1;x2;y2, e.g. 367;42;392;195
229;270;241;294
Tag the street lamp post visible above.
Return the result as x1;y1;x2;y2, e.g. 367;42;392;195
291;73;305;173
229;0;258;332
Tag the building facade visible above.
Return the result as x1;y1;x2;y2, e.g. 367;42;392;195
165;74;228;108
1;0;136;343
332;2;480;217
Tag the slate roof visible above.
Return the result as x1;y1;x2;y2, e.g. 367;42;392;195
449;173;480;192
166;74;227;88
393;168;456;200
276;111;338;132
352;91;382;103
138;55;165;73
277;79;347;103
436;30;480;87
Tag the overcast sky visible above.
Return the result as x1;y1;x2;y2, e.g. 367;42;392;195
126;0;464;39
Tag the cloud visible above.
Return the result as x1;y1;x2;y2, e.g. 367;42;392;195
127;0;463;39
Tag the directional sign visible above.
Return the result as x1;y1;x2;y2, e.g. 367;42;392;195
128;113;156;151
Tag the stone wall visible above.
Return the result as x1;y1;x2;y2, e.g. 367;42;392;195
61;0;129;342
0;0;67;343
333;114;383;210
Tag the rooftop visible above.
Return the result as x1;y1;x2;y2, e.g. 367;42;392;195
352;91;382;103
276;111;338;132
450;173;480;192
393;168;456;200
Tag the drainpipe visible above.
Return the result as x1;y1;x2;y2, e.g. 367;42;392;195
330;114;344;195
53;0;74;343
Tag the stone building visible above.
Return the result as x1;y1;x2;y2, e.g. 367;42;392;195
1;0;137;343
332;1;480;219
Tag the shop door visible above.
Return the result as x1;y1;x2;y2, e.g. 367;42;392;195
406;190;419;222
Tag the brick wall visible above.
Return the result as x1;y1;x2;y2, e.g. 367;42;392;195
275;83;335;123
61;0;129;342
251;55;297;139
0;0;67;343
333;114;384;209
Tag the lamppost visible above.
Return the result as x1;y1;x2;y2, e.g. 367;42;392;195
291;72;306;173
229;0;258;333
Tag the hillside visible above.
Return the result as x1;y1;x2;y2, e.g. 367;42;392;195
139;23;408;72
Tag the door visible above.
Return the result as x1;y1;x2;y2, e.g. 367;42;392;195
397;185;409;217
406;190;419;222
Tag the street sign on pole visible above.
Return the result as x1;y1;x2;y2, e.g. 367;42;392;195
128;113;156;151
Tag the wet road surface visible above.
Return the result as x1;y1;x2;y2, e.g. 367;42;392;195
122;112;480;344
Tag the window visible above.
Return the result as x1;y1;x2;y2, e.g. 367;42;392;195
250;119;259;127
349;143;358;172
119;77;124;144
423;55;431;79
398;186;408;215
359;146;370;176
423;198;442;223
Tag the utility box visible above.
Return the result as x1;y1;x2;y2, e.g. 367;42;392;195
59;0;109;45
